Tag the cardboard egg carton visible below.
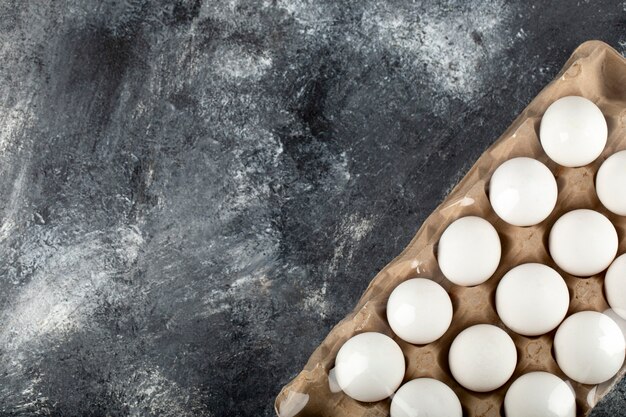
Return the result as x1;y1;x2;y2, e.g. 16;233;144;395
276;41;626;417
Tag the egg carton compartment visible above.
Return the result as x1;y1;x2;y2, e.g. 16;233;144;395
275;41;626;417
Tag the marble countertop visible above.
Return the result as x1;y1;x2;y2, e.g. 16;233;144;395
0;1;624;416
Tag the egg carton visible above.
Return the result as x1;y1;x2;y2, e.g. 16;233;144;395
275;41;626;417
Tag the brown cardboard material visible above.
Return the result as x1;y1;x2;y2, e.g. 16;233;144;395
275;41;626;417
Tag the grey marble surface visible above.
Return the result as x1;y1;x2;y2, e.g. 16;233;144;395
0;1;624;416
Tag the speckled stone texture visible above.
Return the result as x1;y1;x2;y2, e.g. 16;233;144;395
0;1;623;416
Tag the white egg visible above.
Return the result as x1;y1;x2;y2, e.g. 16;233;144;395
334;332;405;402
605;253;626;320
504;372;576;417
489;157;558;226
386;278;453;345
554;311;625;384
602;308;626;344
437;216;501;286
390;378;462;417
596;150;626;216
539;96;607;167
448;324;517;392
496;263;569;336
548;209;618;277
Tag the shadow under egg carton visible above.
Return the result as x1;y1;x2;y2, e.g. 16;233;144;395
276;41;626;417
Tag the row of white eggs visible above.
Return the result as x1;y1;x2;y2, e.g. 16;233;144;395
332;96;626;415
335;330;585;417
386;265;569;344
439;209;620;285
391;372;576;417
491;150;626;227
335;311;625;410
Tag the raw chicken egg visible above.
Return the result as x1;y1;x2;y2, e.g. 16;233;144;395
540;96;607;167
554;311;625;384
504;372;576;417
605;253;626;320
596;150;626;216
386;278;453;344
437;216;501;286
334;332;405;402
448;324;517;392
496;263;569;336
489;157;558;226
390;378;462;417
549;209;617;277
